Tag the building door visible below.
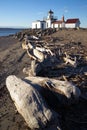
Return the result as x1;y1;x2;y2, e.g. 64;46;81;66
35;24;37;29
41;23;44;29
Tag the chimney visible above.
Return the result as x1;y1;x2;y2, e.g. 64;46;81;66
62;15;65;22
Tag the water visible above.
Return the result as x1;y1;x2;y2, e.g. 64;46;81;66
0;28;23;36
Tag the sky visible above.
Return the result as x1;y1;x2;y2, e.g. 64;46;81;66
0;0;87;28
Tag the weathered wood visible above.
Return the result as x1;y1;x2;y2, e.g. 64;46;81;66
22;41;45;62
22;40;54;62
6;75;60;130
63;52;77;67
22;39;59;76
24;76;81;105
23;60;42;76
23;56;59;76
27;49;37;60
33;48;45;61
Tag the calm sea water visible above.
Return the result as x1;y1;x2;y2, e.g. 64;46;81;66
0;28;23;36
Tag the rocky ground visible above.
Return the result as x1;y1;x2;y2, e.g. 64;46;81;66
0;28;87;130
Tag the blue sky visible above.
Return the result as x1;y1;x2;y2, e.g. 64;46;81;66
0;0;87;28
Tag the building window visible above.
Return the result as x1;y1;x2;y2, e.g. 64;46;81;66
58;24;60;28
47;23;48;28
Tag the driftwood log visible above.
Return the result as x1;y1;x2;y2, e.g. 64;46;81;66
22;40;55;61
22;40;59;76
63;52;77;67
6;75;60;130
24;76;81;105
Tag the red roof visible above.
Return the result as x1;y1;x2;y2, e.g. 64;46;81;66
66;19;79;24
52;20;63;24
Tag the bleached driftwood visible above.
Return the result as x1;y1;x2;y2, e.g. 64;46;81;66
24;76;81;105
24;35;39;40
29;35;39;40
6;75;60;130
23;60;42;76
63;52;77;67
22;40;54;62
23;54;59;76
22;40;58;76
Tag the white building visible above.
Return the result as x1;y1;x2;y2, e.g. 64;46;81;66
32;10;80;29
32;20;46;29
52;16;65;28
65;19;80;28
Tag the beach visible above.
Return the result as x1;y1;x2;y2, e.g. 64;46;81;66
0;34;31;130
0;28;87;130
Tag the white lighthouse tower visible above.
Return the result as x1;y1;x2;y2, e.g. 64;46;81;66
47;9;54;19
46;10;54;28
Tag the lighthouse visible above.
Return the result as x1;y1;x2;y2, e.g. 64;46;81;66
46;10;55;28
47;9;54;20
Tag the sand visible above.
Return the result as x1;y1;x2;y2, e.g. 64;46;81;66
0;29;87;130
